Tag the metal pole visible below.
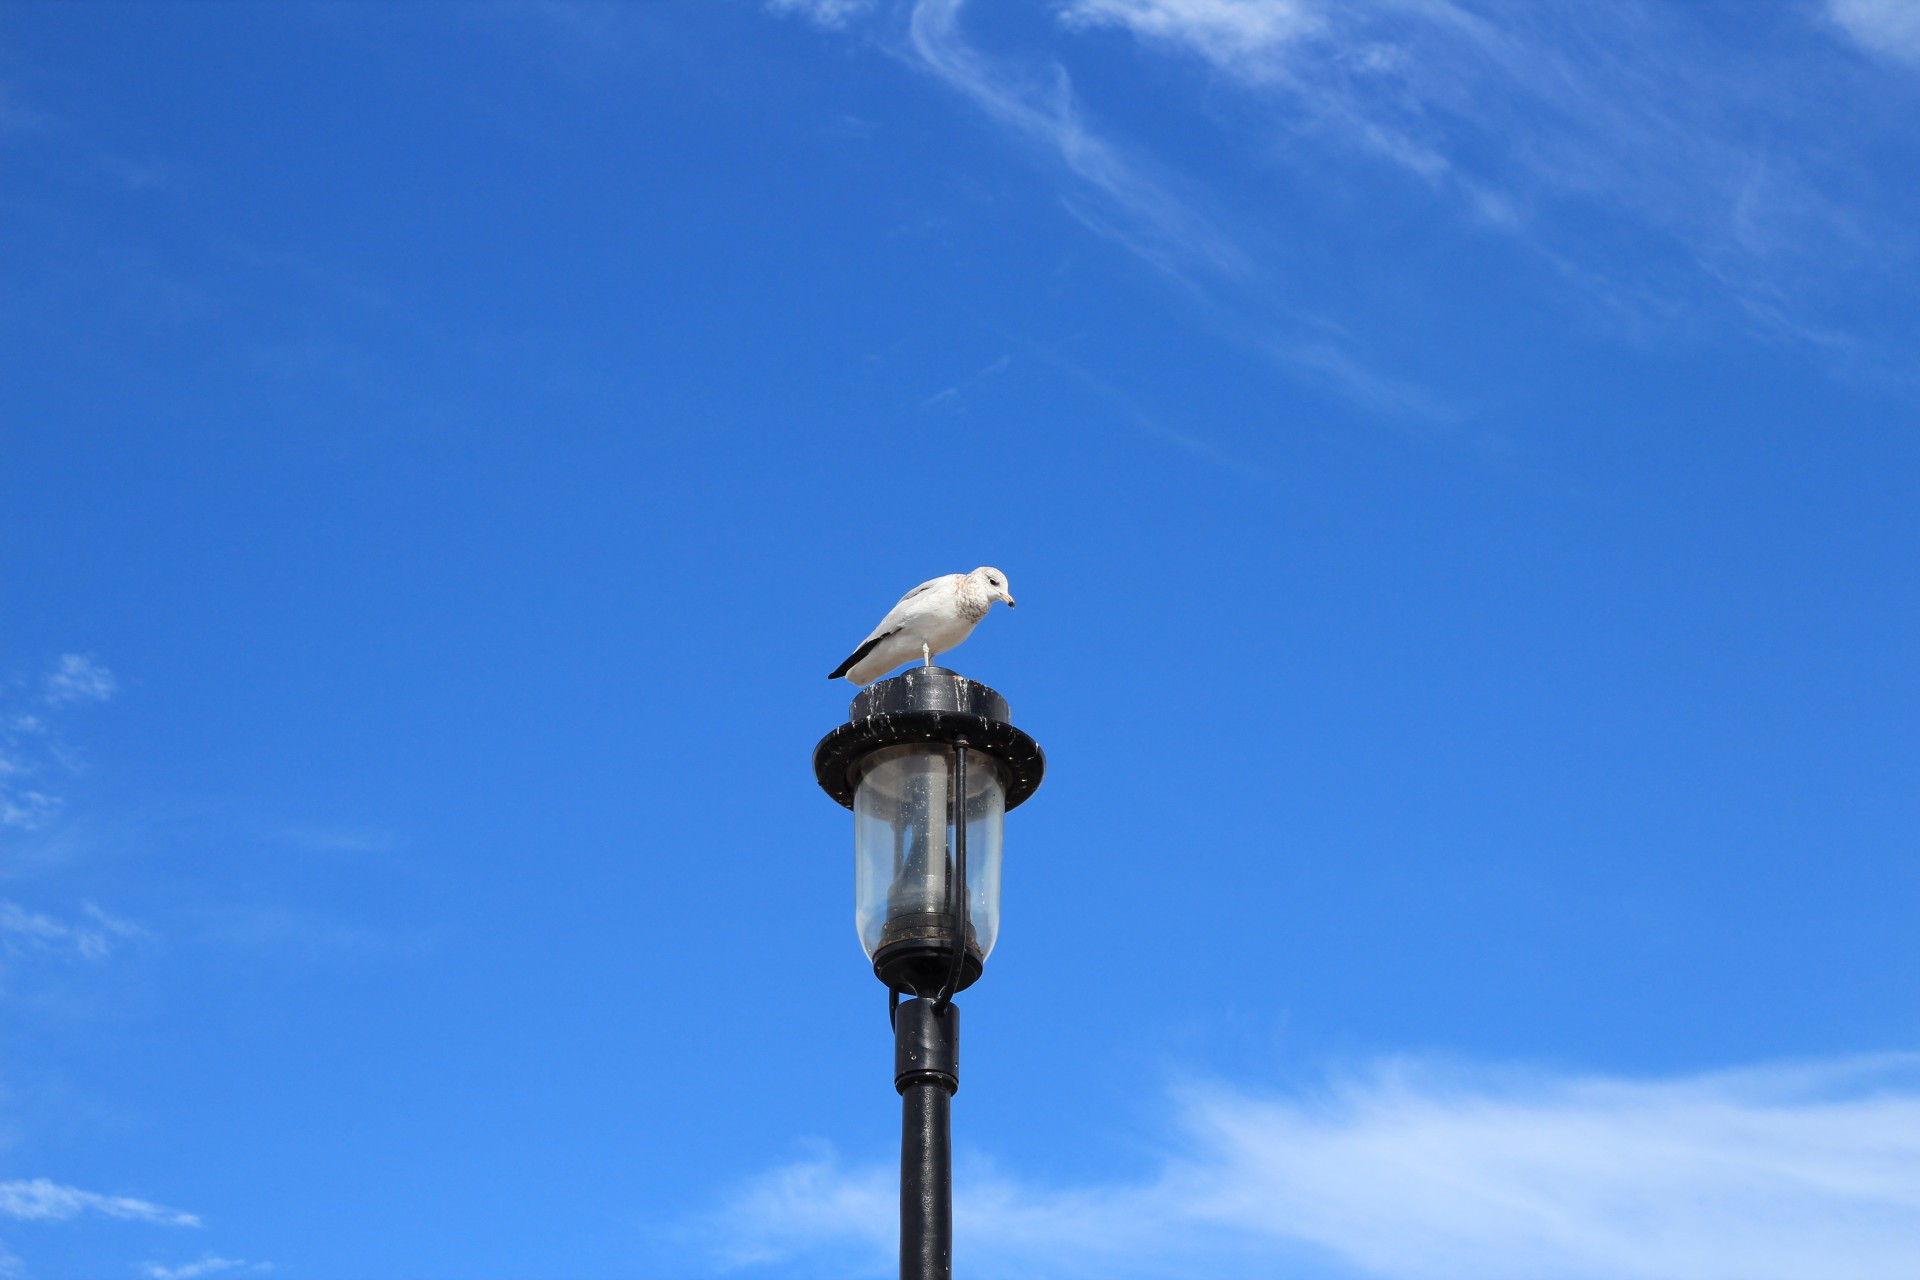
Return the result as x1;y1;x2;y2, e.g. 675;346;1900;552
894;998;959;1280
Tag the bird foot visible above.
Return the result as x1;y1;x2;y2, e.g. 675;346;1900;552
922;644;933;668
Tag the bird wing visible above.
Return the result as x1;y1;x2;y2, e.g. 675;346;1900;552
895;574;957;606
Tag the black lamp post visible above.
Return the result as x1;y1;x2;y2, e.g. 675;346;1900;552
814;666;1045;1280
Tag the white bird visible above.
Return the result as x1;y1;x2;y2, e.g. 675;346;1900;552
829;567;1017;685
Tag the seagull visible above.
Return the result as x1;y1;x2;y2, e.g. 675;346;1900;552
829;567;1017;684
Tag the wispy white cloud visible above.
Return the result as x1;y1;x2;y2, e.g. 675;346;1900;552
0;768;60;831
919;353;1011;411
1057;0;1900;348
1827;0;1920;66
0;1179;199;1229
709;1052;1920;1280
42;655;116;707
0;1180;210;1280
782;1;1916;392
768;0;878;28
898;0;1446;416
0;900;144;963
0;733;57;830
193;902;391;957
1027;341;1289;485
276;825;396;855
908;0;1253;287
140;1255;271;1280
713;1148;893;1267
1061;0;1328;81
792;0;1249;290
2;654;117;829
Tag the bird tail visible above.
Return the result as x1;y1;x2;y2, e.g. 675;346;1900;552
828;633;887;681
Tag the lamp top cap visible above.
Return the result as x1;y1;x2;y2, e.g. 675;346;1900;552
848;665;1010;723
813;665;1045;810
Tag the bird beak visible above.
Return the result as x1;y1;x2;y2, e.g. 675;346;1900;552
1005;595;1017;609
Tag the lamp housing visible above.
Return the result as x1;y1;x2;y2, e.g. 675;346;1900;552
814;667;1043;996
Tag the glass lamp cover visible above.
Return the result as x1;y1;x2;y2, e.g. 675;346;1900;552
853;743;1006;961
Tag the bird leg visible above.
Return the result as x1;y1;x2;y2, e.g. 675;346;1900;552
922;643;933;668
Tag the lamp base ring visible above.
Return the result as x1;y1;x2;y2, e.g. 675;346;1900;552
873;936;982;998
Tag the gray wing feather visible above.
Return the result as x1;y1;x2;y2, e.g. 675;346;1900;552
895;575;952;606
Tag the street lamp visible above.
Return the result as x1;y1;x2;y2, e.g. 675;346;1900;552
814;665;1045;1280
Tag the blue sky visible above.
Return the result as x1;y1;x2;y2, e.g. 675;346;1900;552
2;1;1917;1277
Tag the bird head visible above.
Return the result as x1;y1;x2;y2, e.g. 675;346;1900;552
971;566;1016;608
